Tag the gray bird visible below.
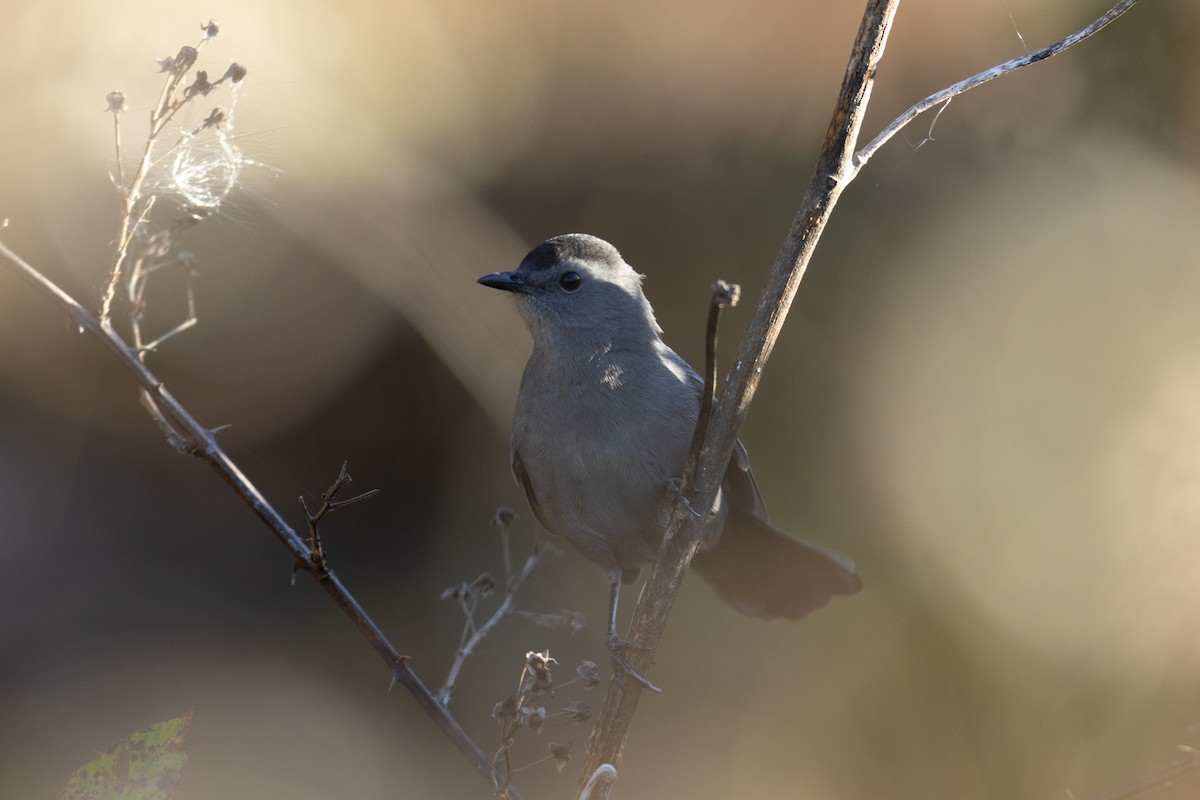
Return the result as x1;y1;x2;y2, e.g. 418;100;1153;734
478;234;860;669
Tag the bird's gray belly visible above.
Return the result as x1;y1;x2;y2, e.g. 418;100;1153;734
519;427;670;572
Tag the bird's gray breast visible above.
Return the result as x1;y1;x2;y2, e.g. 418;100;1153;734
511;343;699;571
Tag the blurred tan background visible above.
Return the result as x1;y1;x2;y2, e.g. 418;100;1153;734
3;0;1199;798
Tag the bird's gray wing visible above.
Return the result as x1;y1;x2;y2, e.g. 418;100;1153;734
723;439;770;522
512;449;552;531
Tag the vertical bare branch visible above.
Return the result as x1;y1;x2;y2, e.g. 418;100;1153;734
577;0;901;790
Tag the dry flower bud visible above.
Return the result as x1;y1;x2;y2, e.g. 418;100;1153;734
711;279;741;308
492;695;517;721
177;251;199;276
526;650;556;669
576;660;601;690
493;507;518;529
186;71;213;98
222;62;248;85
171;46;198;74
200;107;226;130
518;706;546;732
525;650;556;691
548;742;572;772
105;91;126;114
562;700;591;722
201;20;220;39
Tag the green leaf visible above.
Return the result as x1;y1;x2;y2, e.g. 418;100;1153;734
61;711;192;800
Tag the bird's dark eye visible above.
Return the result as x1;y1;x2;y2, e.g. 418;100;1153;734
558;271;582;292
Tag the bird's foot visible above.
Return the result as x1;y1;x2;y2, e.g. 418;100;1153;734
606;632;661;693
664;476;701;518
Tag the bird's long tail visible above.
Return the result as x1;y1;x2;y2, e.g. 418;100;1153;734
690;511;861;619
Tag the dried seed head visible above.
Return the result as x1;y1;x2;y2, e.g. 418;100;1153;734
576;660;601;690
548;742;572;772
492;695;517;721
200;107;226;130
525;650;556;691
173;46;198;74
222;62;248;85
201;20;220;39
186;71;213;98
518;705;546;732
177;251;199;276
562;700;591;722
106;91;127;114
493;507;518;529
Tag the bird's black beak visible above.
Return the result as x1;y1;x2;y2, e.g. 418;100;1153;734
477;271;528;293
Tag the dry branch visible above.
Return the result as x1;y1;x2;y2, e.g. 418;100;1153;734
577;0;1137;794
0;239;520;799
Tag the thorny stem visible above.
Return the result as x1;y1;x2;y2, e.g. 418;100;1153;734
0;239;523;800
301;461;380;574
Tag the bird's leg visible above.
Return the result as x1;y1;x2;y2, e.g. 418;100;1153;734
604;569;661;693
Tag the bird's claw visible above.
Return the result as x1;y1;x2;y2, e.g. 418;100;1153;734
664;476;701;519
606;633;661;693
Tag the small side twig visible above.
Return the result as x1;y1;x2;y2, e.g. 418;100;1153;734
852;0;1137;173
684;280;740;479
300;461;379;574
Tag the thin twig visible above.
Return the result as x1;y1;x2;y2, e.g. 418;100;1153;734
438;547;554;706
111;106;125;191
852;0;1137;173
0;239;522;799
301;461;380;574
684;281;740;479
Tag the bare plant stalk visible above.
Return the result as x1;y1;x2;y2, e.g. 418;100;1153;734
101;50;198;324
0;239;524;800
438;546;554;706
578;0;1136;792
853;0;1137;173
